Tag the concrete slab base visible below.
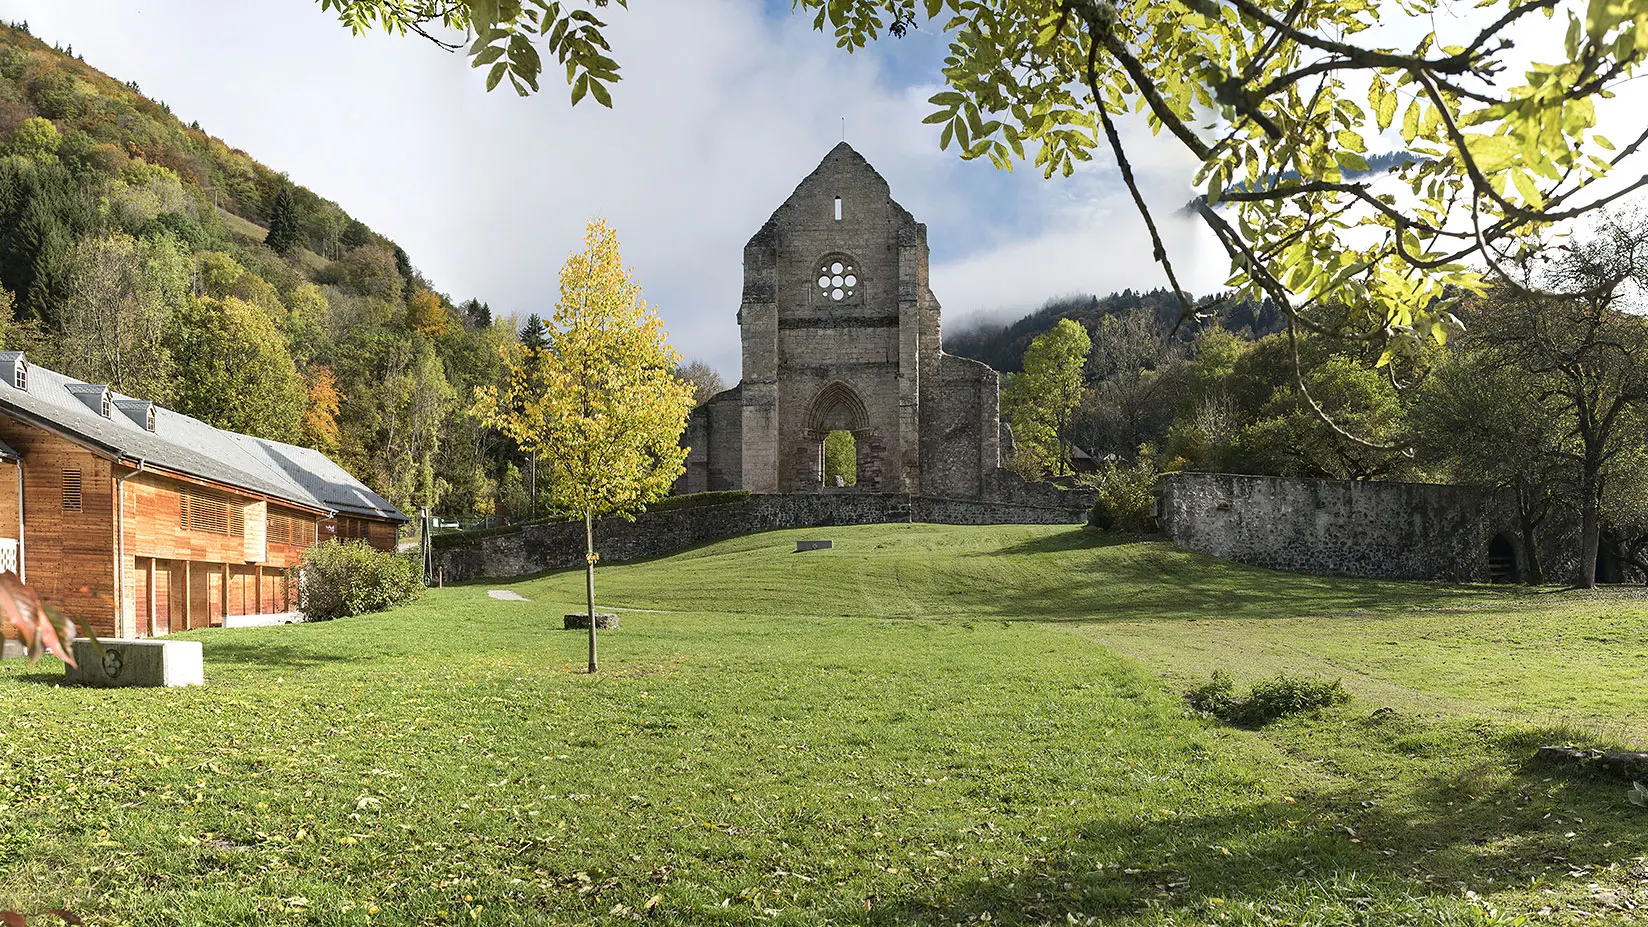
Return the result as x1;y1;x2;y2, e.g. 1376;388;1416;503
222;611;304;628
63;638;205;687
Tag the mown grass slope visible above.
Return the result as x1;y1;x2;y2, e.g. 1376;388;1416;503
2;524;1645;925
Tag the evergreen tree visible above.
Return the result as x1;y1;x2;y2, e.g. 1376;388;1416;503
263;185;303;255
519;313;549;351
459;298;492;329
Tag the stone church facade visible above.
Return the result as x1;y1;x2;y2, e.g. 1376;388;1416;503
677;143;1007;499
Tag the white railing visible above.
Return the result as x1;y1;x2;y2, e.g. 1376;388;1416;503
0;538;18;576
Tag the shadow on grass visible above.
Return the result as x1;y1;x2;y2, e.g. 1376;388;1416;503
865;723;1637;926
8;668;66;686
204;640;356;669
960;528;1510;624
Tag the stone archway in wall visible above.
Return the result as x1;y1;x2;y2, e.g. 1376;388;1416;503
803;381;882;491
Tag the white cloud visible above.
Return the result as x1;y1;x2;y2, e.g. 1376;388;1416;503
18;0;1527;377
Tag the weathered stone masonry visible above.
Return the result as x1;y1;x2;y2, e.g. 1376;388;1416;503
1156;471;1523;582
677;143;1004;499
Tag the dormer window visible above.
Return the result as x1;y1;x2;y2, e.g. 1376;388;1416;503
0;351;27;390
115;398;157;431
66;383;113;417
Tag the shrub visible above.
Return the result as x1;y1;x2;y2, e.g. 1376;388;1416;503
1087;448;1179;532
1185;670;1238;716
296;539;423;620
1186;671;1350;727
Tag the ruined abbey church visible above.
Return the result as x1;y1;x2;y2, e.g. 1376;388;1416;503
678;143;1007;499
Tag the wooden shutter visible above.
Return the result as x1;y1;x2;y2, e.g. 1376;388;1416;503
268;513;292;546
182;491;231;534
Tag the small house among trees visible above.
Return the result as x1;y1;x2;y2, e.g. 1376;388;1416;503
0;352;406;641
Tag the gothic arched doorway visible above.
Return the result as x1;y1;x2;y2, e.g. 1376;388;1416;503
804;382;878;491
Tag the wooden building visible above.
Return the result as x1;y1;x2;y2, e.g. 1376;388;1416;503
0;351;406;640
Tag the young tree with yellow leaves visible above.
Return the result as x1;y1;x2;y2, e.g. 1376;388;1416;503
472;219;694;673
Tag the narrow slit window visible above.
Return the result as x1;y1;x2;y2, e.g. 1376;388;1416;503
834;196;842;221
61;468;82;512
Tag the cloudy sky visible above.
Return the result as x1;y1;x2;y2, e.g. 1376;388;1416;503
0;0;1236;375
6;1;1621;377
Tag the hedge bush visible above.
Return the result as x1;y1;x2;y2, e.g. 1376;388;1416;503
297;539;424;620
1186;670;1350;727
644;490;751;513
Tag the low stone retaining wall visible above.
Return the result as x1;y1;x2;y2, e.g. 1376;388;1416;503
1156;471;1515;582
436;490;1093;581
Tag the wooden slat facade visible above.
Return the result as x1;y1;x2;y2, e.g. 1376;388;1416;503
0;413;402;638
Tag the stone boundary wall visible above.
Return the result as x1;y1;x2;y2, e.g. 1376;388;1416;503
437;490;1094;582
1156;472;1517;582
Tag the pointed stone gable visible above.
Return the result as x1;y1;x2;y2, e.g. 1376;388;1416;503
680;144;1005;500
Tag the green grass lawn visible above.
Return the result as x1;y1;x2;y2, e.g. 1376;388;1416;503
3;524;1647;925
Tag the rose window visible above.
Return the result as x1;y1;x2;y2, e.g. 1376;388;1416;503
817;260;858;301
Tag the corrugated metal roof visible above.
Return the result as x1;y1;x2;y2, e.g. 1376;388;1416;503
0;359;407;523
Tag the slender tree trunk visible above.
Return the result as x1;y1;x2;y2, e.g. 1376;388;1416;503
1514;484;1545;585
584;509;598;674
1518;511;1545;585
1580;465;1601;589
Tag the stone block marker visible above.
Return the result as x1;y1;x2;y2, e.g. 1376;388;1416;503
64;638;205;688
564;612;619;630
796;539;834;552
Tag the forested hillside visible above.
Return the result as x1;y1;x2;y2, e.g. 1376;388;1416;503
943;288;1286;374
0;21;513;522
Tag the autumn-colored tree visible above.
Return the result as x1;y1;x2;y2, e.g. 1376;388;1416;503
473;218;694;673
302;364;345;454
406;287;452;339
